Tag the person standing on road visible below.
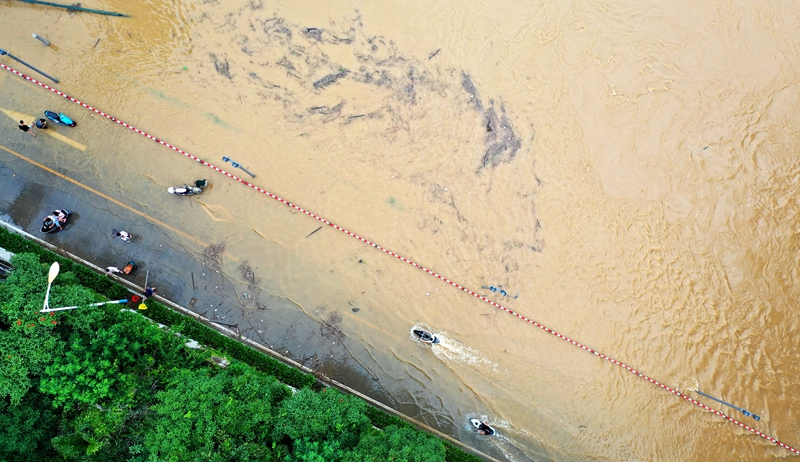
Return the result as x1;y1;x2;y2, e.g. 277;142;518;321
144;286;157;299
18;120;35;137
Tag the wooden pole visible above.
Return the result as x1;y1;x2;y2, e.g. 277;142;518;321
18;0;128;17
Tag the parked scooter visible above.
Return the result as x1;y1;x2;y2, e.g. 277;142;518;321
168;179;207;196
41;209;71;234
44;110;76;127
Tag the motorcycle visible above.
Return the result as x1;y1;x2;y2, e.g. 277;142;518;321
470;419;496;436
44;110;76;127
413;329;440;344
168;179;207;196
41;209;71;234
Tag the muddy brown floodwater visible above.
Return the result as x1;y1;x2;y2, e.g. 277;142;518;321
3;0;800;460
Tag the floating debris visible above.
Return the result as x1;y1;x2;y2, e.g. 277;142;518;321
313;70;347;90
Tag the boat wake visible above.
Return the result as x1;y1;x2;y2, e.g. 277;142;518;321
411;323;495;369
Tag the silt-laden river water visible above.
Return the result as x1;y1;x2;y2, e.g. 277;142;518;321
2;0;799;460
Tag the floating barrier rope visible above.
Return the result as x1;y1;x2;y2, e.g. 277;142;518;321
2;62;797;456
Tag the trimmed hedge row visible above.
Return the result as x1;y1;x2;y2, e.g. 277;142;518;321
365;406;409;429
144;300;316;389
0;226;486;462
444;443;485;462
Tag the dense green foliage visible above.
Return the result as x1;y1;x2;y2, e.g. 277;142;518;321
0;227;483;461
144;364;290;461
0;391;60;461
343;425;448;462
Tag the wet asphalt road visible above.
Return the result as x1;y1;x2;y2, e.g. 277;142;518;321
0;137;375;388
0;142;226;317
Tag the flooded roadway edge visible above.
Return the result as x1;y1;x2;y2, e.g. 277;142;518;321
0;144;503;462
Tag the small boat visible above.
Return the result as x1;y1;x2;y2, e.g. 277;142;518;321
470;418;495;436
413;329;440;344
44;110;76;127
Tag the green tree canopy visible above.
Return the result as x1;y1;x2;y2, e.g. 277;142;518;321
343;424;446;462
40;310;187;411
272;387;372;451
0;253;93;404
143;362;289;462
0;391;60;461
0;252;454;462
40;306;189;459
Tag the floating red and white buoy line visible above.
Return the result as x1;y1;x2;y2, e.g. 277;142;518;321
3;62;797;456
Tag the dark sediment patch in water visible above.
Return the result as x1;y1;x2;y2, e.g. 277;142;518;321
313;69;348;89
210;53;232;79
480;104;522;168
461;72;482;111
186;3;540;256
303;27;323;42
460;80;522;169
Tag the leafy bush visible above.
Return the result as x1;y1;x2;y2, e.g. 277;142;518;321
144;300;317;389
289;438;345;462
365;406;411;430
444;442;485;462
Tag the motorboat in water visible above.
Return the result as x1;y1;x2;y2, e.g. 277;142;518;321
413;329;440;344
470;418;495;436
